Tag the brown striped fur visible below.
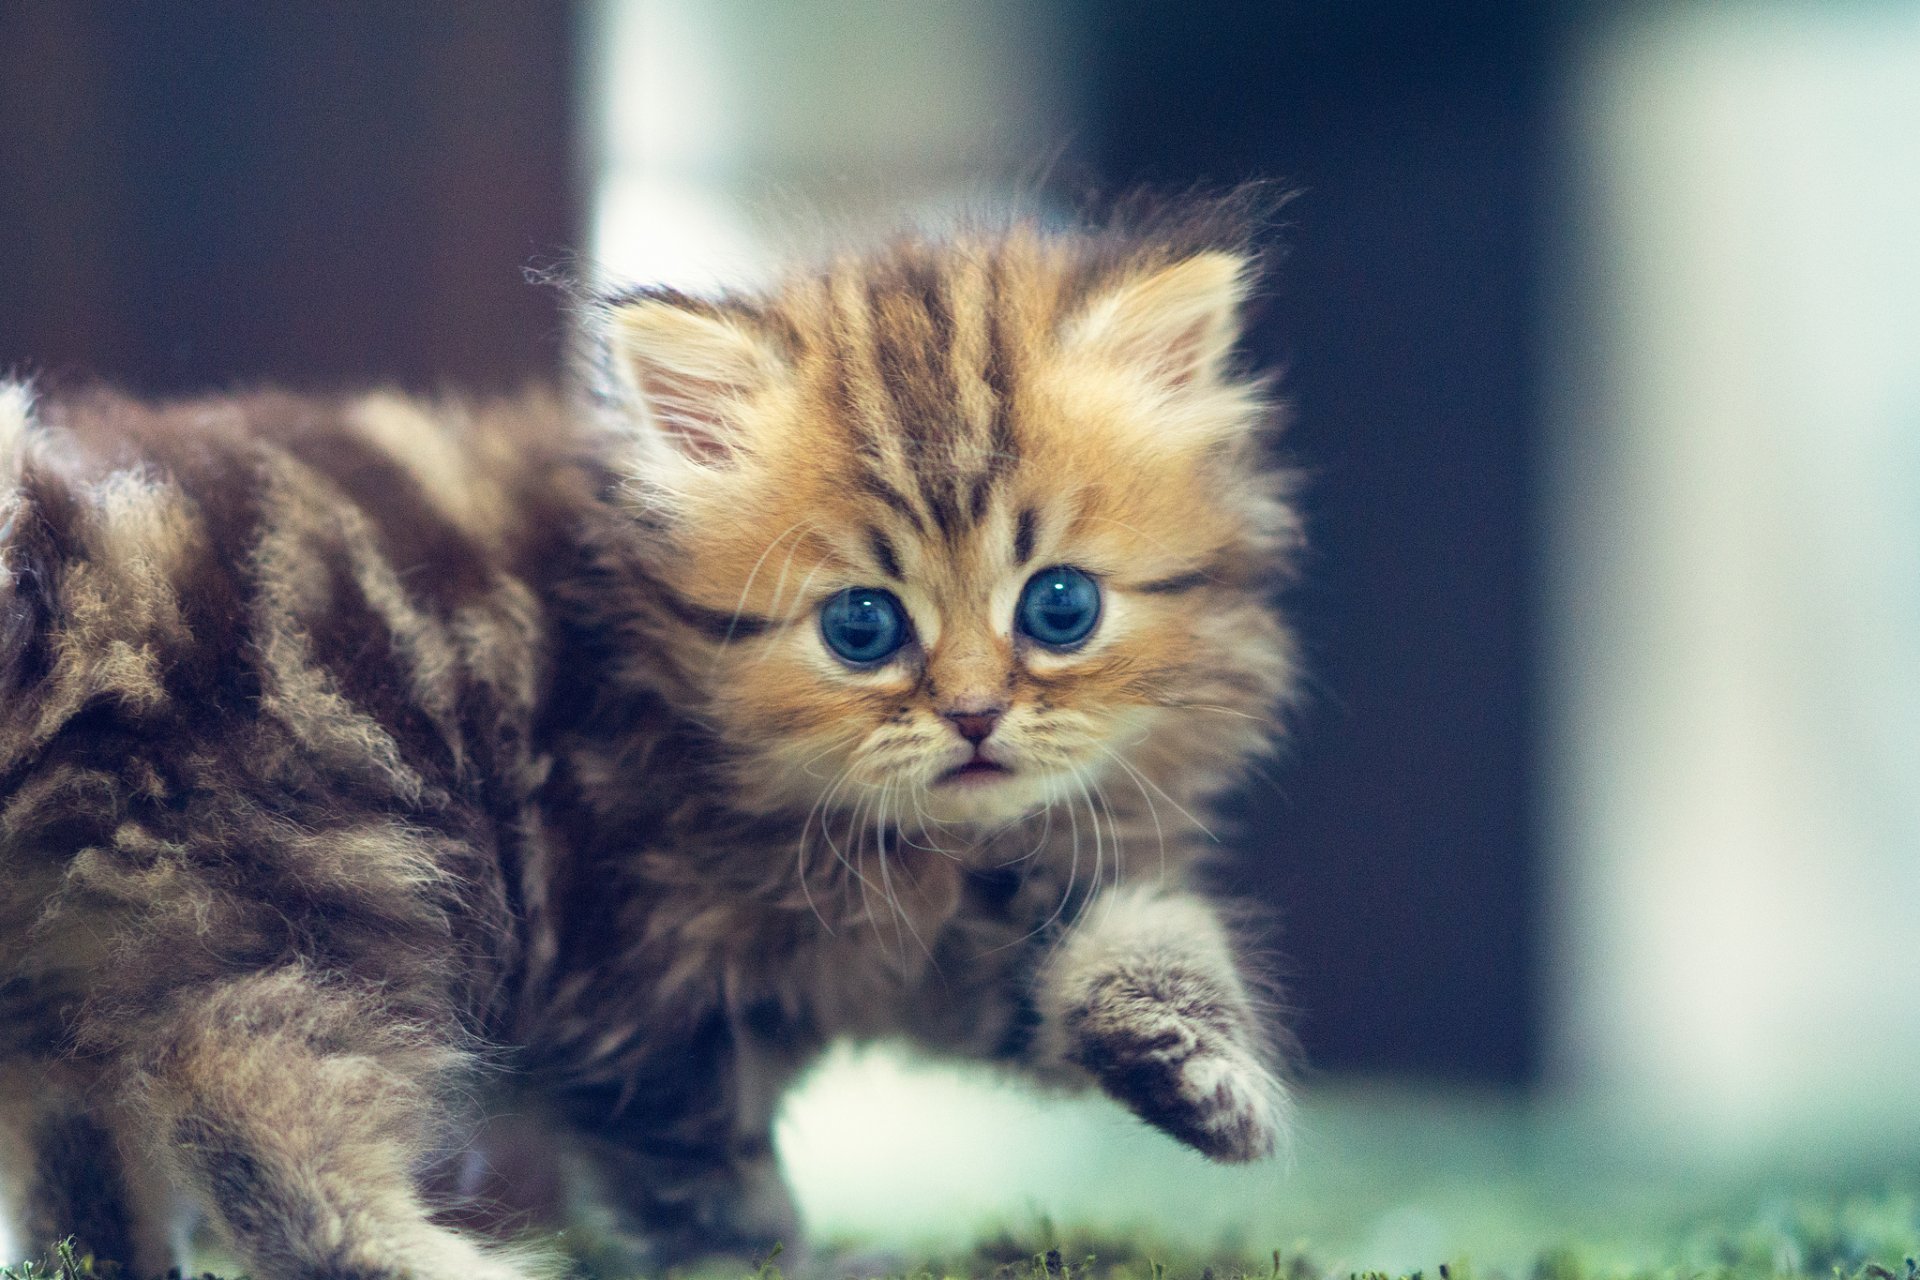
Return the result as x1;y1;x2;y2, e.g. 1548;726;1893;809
0;208;1301;1277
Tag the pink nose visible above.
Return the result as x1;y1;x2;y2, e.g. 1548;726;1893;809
945;710;1001;745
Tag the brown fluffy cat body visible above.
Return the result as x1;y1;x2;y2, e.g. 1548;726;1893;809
0;215;1299;1278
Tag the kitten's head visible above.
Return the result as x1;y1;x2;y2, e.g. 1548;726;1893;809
589;212;1299;841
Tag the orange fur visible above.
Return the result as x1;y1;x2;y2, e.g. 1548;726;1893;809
600;222;1300;830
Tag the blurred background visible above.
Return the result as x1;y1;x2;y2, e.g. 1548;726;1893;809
3;0;1917;1267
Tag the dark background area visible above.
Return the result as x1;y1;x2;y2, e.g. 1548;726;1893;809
0;2;1549;1086
0;3;578;394
1081;2;1553;1084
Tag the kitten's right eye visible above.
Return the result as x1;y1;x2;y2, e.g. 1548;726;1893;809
819;587;909;665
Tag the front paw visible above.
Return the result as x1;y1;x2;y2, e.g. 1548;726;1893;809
1065;976;1286;1162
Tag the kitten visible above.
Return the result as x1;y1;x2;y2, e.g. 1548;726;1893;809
0;207;1301;1278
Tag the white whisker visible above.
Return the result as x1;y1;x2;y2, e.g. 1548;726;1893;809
1096;742;1216;842
752;560;827;668
1070;767;1103;917
1097;745;1167;882
795;761;859;935
705;520;813;679
1160;701;1267;724
761;517;817;618
874;782;936;968
1084;765;1128;929
1028;776;1084;946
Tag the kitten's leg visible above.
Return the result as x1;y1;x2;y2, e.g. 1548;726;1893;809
570;1131;800;1272
0;1066;176;1278
1033;884;1288;1163
113;969;552;1280
558;1014;803;1271
424;1109;570;1242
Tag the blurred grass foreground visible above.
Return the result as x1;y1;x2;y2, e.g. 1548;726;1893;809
8;1050;1919;1278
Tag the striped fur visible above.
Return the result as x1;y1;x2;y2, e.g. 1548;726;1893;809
0;208;1302;1277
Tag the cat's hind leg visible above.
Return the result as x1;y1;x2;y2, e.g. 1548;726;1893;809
569;1130;801;1273
0;1063;177;1279
109;967;555;1280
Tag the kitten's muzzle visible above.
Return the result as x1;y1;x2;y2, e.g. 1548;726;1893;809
933;704;1013;786
944;709;1001;745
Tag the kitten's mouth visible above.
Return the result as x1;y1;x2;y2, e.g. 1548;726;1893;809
936;755;1013;787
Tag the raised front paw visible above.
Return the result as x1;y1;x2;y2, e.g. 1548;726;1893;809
1065;974;1286;1162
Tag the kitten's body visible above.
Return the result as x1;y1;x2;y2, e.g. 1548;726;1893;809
0;217;1299;1278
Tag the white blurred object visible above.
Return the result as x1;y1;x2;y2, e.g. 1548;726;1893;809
1548;3;1920;1154
777;1044;1259;1250
585;0;1069;291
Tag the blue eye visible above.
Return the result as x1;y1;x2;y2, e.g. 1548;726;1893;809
820;587;909;665
1017;566;1101;648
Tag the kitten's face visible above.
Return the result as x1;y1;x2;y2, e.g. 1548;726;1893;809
603;232;1296;846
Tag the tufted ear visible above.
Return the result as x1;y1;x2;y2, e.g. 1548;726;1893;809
0;381;29;488
1061;251;1251;391
1;382;37;609
0;381;32;536
601;292;789;466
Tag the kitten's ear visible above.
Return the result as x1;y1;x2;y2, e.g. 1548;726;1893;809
1061;251;1251;390
601;293;788;465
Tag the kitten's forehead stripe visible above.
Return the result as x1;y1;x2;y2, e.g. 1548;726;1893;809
967;474;993;525
923;480;961;542
827;268;945;536
658;588;778;642
1134;569;1214;595
976;254;1021;516
902;255;953;355
825;274;895;461
944;254;996;444
1014;508;1038;567
868;266;975;540
963;261;1020;528
794;249;1025;543
866;527;903;581
854;472;927;535
860;247;1013;541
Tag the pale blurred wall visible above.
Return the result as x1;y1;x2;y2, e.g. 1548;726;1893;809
587;0;1069;291
1548;1;1920;1155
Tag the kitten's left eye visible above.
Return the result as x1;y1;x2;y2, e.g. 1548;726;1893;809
1016;566;1101;649
820;587;910;665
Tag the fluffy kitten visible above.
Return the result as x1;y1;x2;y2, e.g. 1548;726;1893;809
0;209;1300;1278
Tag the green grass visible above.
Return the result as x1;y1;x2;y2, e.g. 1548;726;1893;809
9;1181;1920;1280
9;1073;1919;1280
0;1238;222;1280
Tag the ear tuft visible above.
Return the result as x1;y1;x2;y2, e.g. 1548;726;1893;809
1;381;36;600
0;381;31;489
602;295;786;465
1062;251;1252;390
